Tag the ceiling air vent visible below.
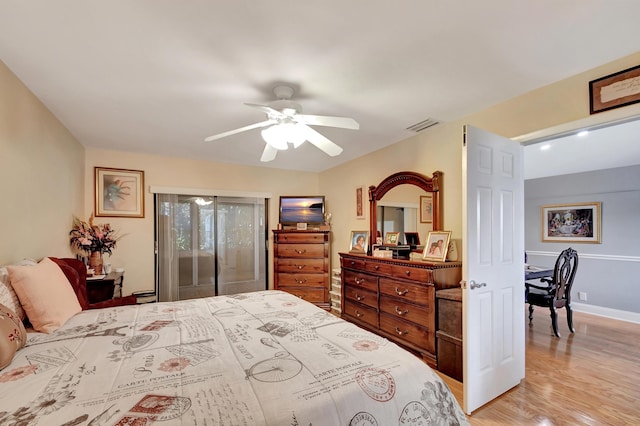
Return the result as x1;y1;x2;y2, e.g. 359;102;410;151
406;118;439;132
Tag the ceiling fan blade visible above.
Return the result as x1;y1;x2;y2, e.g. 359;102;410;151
260;144;278;162
299;124;344;157
296;114;359;130
204;119;276;142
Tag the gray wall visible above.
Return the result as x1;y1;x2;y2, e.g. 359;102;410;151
525;164;640;314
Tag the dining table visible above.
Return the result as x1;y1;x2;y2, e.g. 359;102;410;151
525;265;554;281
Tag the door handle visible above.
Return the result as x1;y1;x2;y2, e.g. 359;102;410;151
469;280;487;290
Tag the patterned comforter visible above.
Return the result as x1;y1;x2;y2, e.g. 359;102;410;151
0;290;468;425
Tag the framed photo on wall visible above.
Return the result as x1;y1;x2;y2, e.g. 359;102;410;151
349;231;369;253
95;167;145;218
420;194;433;223
422;231;451;262
541;202;601;243
355;186;365;219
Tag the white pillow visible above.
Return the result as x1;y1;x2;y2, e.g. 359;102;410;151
8;258;81;333
0;266;26;321
0;259;39;322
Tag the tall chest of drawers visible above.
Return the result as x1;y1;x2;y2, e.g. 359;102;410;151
340;252;461;368
273;230;330;310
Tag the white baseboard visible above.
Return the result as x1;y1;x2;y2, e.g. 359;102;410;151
572;302;640;324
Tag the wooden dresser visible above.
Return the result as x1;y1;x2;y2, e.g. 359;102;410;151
340;252;461;368
273;230;330;310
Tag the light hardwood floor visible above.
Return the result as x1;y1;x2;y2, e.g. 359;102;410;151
437;309;640;425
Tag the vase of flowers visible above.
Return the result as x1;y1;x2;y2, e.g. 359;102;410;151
69;214;121;275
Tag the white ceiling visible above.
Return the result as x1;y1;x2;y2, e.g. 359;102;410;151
1;1;640;172
524;118;640;180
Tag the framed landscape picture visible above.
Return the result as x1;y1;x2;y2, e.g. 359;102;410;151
95;167;145;218
541;202;601;243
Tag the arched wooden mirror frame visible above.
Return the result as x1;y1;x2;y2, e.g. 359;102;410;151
368;170;442;253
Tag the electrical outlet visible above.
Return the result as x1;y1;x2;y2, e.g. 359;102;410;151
578;291;587;301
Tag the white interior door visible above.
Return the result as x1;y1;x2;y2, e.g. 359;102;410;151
462;125;525;414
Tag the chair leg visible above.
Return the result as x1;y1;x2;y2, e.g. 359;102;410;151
528;304;534;324
549;306;560;337
566;305;575;333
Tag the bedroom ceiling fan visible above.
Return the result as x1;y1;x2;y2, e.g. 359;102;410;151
204;85;359;162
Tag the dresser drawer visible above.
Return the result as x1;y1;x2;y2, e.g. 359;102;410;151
276;232;326;244
379;296;430;325
379;313;434;353
276;258;327;273
364;261;393;275
391;264;432;282
341;256;366;270
379;277;434;305
277;273;328;287
343;300;378;328
344;286;377;309
342;270;378;293
277;243;326;258
280;287;325;303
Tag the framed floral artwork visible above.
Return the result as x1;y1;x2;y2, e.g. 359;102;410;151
95;167;145;218
356;186;365;219
420;195;433;223
384;232;400;246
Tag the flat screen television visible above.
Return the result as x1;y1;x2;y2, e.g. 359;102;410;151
279;196;325;226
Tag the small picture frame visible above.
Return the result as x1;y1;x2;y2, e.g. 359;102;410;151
349;231;369;253
422;231;451;262
384;232;400;246
405;232;420;246
296;222;308;230
95;167;145;218
355;186;366;219
420;194;433;223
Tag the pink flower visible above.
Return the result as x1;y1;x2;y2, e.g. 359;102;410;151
0;365;38;382
158;357;190;372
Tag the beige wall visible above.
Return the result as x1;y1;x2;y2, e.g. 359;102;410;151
0;60;84;264
84;148;319;293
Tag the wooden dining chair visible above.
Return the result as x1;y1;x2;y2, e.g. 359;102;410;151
525;247;578;337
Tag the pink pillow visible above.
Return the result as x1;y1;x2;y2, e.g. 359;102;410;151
7;258;82;333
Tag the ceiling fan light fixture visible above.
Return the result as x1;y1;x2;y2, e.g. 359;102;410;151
261;125;288;150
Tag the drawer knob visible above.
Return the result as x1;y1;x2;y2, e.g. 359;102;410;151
295;278;307;284
355;310;364;318
354;277;365;285
374;265;379;270
395;327;409;336
295;249;307;255
355;294;365;301
394;306;409;316
404;270;411;276
395;287;409;296
295;264;305;270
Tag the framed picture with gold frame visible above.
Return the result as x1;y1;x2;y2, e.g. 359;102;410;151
541;202;601;243
349;231;369;253
95;167;145;218
384;232;400;246
422;231;451;262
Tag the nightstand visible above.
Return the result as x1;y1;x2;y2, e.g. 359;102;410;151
86;271;124;304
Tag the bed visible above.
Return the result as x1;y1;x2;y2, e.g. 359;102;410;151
0;288;468;425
